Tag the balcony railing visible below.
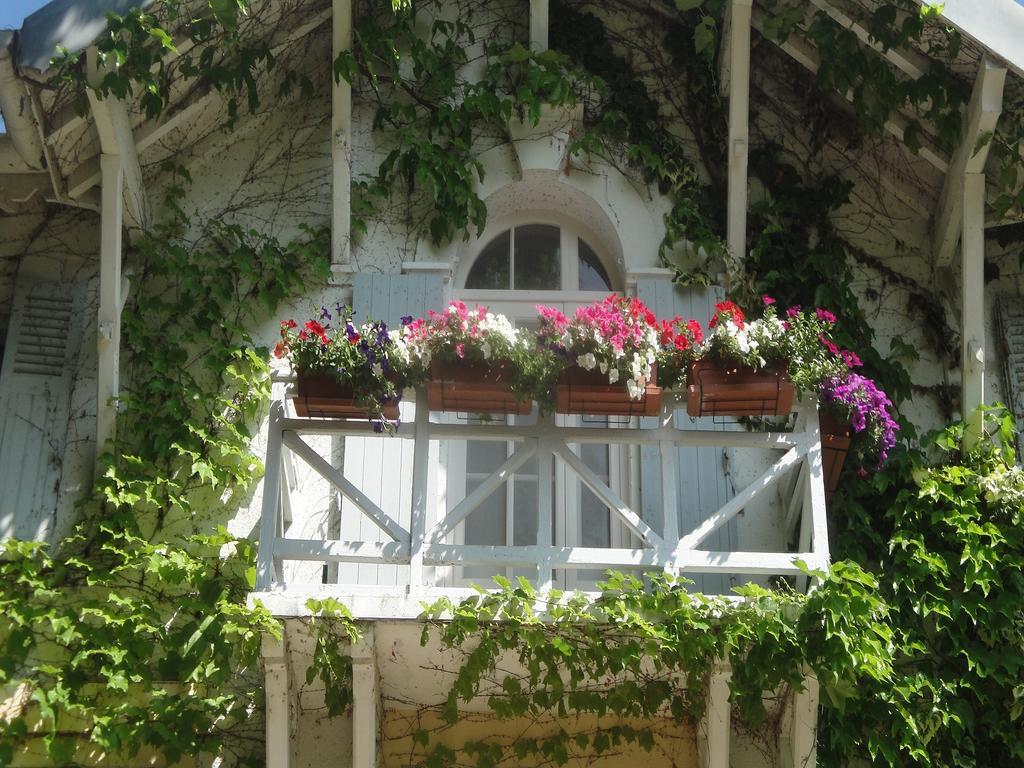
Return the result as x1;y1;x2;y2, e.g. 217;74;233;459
253;382;831;611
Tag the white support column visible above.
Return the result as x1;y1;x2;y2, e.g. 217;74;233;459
698;661;731;768
659;439;679;574
933;56;1006;267
262;631;292;768
804;398;829;571
96;153;123;451
962;171;986;438
536;436;554;592
530;0;549;53
332;0;353;268
788;672;819;768
408;388;430;591
256;401;285;590
351;628;378;768
726;0;753;264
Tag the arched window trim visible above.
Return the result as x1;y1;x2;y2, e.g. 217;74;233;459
454;211;622;294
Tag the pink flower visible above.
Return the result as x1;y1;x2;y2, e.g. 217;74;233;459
762;296;776;306
819;334;840;356
785;305;801;319
455;342;465;358
841;349;862;368
816;308;837;324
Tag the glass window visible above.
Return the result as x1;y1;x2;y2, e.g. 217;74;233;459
578;238;611;291
513;224;561;290
466;230;511;289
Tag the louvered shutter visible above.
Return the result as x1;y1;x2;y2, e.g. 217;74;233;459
636;279;738;594
996;297;1024;459
334;273;445;585
0;280;85;542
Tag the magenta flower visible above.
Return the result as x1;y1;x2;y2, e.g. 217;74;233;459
762;295;776;306
816;308;837;324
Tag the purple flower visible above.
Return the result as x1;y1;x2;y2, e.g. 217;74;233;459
401;315;413;326
320;306;332;321
820;373;899;471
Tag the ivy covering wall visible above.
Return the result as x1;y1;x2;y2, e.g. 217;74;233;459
0;0;1022;765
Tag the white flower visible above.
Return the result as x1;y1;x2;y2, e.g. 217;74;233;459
608;367;620;384
481;342;492;359
372;363;383;377
626;379;642;399
577;353;597;370
599;361;608;374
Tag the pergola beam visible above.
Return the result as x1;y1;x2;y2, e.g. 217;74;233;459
932;56;1006;267
750;8;949;173
806;0;930;79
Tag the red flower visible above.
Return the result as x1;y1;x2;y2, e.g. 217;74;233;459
305;320;329;344
687;319;704;345
273;342;287;358
281;319;297;330
816;308;837;324
819;334;840;356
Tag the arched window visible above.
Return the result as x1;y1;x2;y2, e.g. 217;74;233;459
463;222;614;293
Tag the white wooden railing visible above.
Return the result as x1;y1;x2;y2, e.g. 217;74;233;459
253;386;830;604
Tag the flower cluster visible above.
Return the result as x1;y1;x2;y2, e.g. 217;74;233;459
275;305;422;430
657;315;704;389
538;295;660;400
701;298;788;369
401;300;525;366
820;372;900;469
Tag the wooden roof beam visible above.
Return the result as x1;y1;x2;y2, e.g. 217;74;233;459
750;8;950;173
932;55;1007;267
805;0;931;80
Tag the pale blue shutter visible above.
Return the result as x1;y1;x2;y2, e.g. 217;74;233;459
636;280;738;594
338;273;444;585
0;280;85;542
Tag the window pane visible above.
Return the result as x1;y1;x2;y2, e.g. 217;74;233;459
466;230;510;289
514;224;561;290
578;238;612;291
579;443;611;549
464;440;507;582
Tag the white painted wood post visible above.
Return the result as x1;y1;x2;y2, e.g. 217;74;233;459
789;671;819;768
726;0;753;264
256;401;285;590
659;439;679;574
530;0;549;53
962;171;986;442
96;152;123;451
536;436;554;592
332;0;353;267
351;628;378;768
698;661;731;768
408;388;430;591
804;398;829;572
262;631;291;768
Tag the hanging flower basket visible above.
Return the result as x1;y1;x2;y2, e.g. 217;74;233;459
819;410;852;499
293;372;400;420
427;359;532;415
556;364;662;417
686;360;795;417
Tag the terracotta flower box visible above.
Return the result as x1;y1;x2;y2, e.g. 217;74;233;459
293;372;400;420
686;360;795;417
427;359;532;415
819;410;852;499
556;364;662;417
